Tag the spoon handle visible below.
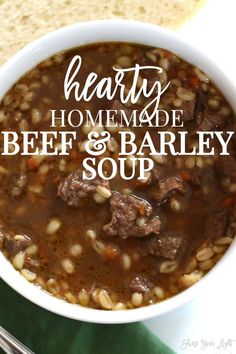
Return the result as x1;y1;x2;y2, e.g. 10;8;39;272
0;326;35;354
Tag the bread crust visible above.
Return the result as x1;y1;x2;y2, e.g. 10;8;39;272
0;0;206;65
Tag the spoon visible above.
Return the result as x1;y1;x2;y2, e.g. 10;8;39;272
0;325;35;354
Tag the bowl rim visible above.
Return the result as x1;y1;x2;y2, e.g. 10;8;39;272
0;19;235;324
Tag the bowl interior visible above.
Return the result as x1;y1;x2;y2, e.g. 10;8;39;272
0;19;235;323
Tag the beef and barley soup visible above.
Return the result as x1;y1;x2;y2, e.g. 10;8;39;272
0;43;235;310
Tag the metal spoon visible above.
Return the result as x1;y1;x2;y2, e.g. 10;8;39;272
0;325;35;354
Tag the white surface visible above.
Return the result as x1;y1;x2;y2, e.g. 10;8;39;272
144;1;236;353
179;0;236;77
2;19;236;325
145;272;236;354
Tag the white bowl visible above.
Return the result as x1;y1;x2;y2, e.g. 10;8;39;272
0;20;235;324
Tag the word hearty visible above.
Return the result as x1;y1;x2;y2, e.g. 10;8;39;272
0;55;234;180
64;55;170;122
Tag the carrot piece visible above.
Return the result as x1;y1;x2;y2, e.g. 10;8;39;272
70;149;79;161
164;50;172;59
52;176;60;184
27;157;38;170
139;204;147;216
190;76;200;88
180;170;191;181
105;245;120;259
222;197;233;207
39;241;48;260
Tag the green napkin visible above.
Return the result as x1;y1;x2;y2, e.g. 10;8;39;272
0;279;175;354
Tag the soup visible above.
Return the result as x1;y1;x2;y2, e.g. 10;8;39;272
0;43;235;310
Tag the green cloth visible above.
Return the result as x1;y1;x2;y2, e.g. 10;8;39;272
0;279;175;354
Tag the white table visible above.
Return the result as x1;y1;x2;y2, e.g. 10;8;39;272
144;1;236;352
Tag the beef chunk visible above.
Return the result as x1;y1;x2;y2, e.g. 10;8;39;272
180;88;206;122
103;193;161;238
4;237;31;256
0;221;31;256
110;100;133;125
8;172;28;198
129;276;153;293
151;174;185;203
194;89;206;115
191;166;216;186
198;109;225;131
143;232;185;260
204;208;229;240
217;155;236;181
0;222;14;251
180;98;196;122
190;168;202;186
58;169;110;207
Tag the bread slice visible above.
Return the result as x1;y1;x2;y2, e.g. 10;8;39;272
0;0;206;65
